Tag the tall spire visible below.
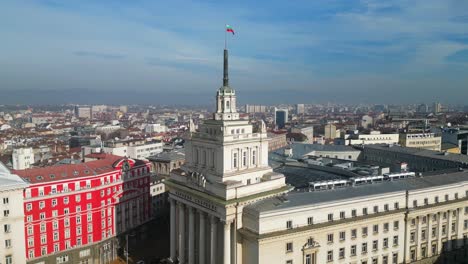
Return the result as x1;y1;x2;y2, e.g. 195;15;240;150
223;49;229;87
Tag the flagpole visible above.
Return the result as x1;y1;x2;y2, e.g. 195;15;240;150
224;24;227;50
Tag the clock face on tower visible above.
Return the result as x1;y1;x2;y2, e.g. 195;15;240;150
122;160;131;173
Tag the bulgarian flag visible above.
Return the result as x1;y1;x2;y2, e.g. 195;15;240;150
226;24;235;35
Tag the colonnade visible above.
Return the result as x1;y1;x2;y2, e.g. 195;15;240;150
169;199;233;264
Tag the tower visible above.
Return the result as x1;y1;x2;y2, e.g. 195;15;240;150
166;49;289;264
215;49;239;121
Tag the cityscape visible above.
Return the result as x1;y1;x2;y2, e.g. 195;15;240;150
2;1;468;264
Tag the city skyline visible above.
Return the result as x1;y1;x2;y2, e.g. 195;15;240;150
2;0;468;105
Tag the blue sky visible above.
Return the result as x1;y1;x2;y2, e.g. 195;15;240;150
1;0;468;105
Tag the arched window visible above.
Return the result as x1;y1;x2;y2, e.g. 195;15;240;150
226;100;230;109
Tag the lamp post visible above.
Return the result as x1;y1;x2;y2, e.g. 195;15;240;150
126;233;135;264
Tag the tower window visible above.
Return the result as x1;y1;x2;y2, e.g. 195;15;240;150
226;101;230;109
243;152;247;166
233;153;238;168
252;150;256;165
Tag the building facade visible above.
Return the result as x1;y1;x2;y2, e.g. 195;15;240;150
82;139;164;160
275;109;288;129
339;132;400;146
242;171;468;264
13;154;151;264
12;147;34;170
324;124;338;140
166;49;289;264
0;162;29;264
267;132;288;152
399;133;442;152
291;126;314;144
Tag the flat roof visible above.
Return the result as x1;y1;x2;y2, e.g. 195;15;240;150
274;165;345;188
271;143;360;160
246;170;468;214
13;154;146;184
362;144;468;164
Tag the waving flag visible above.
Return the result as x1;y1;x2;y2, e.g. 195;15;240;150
226;24;235;35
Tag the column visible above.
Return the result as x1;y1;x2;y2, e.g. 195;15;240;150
223;221;231;264
170;199;177;261
179;203;186;264
188;207;195;264
210;215;217;264
427;213;433;257
437;212;443;255
199;211;206;264
456;208;464;248
416;216;422;260
447;210;452;251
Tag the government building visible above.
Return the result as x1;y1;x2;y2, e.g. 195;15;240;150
165;49;468;264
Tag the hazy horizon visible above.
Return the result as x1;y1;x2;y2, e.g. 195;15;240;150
2;0;468;105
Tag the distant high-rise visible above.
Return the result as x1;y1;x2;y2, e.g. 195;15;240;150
245;104;267;113
417;103;428;113
12;148;34;170
433;102;442;114
75;106;92;119
119;105;128;113
275;108;288;129
324;123;337;140
296;104;305;114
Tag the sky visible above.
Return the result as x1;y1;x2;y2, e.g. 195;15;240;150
1;0;468;105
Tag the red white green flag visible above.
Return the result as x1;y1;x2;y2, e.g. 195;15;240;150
226;24;235;35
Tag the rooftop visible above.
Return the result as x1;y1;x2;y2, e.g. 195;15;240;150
147;150;185;162
0;162;29;189
247;170;468;214
362;144;468;165
274;164;345;188
271;143;360;160
13;154;142;184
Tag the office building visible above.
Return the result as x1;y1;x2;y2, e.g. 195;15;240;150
75;106;92;119
324;124;338;140
82;139;164;160
14;155;152;264
12;147;34;170
296;104;305;115
245;105;268;114
433;102;442;114
275;108;288;129
399;133;442;151
441;127;468;155
338;131;400;146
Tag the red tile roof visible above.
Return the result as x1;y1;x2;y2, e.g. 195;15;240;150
13;154;125;184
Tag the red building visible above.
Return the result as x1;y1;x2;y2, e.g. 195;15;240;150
14;154;151;264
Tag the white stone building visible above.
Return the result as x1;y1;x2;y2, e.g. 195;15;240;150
242;171;468;264
12;147;34;170
165;49;468;264
399;133;442;152
82;139;163;160
339;131;400;146
0;162;28;264
166;49;289;264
